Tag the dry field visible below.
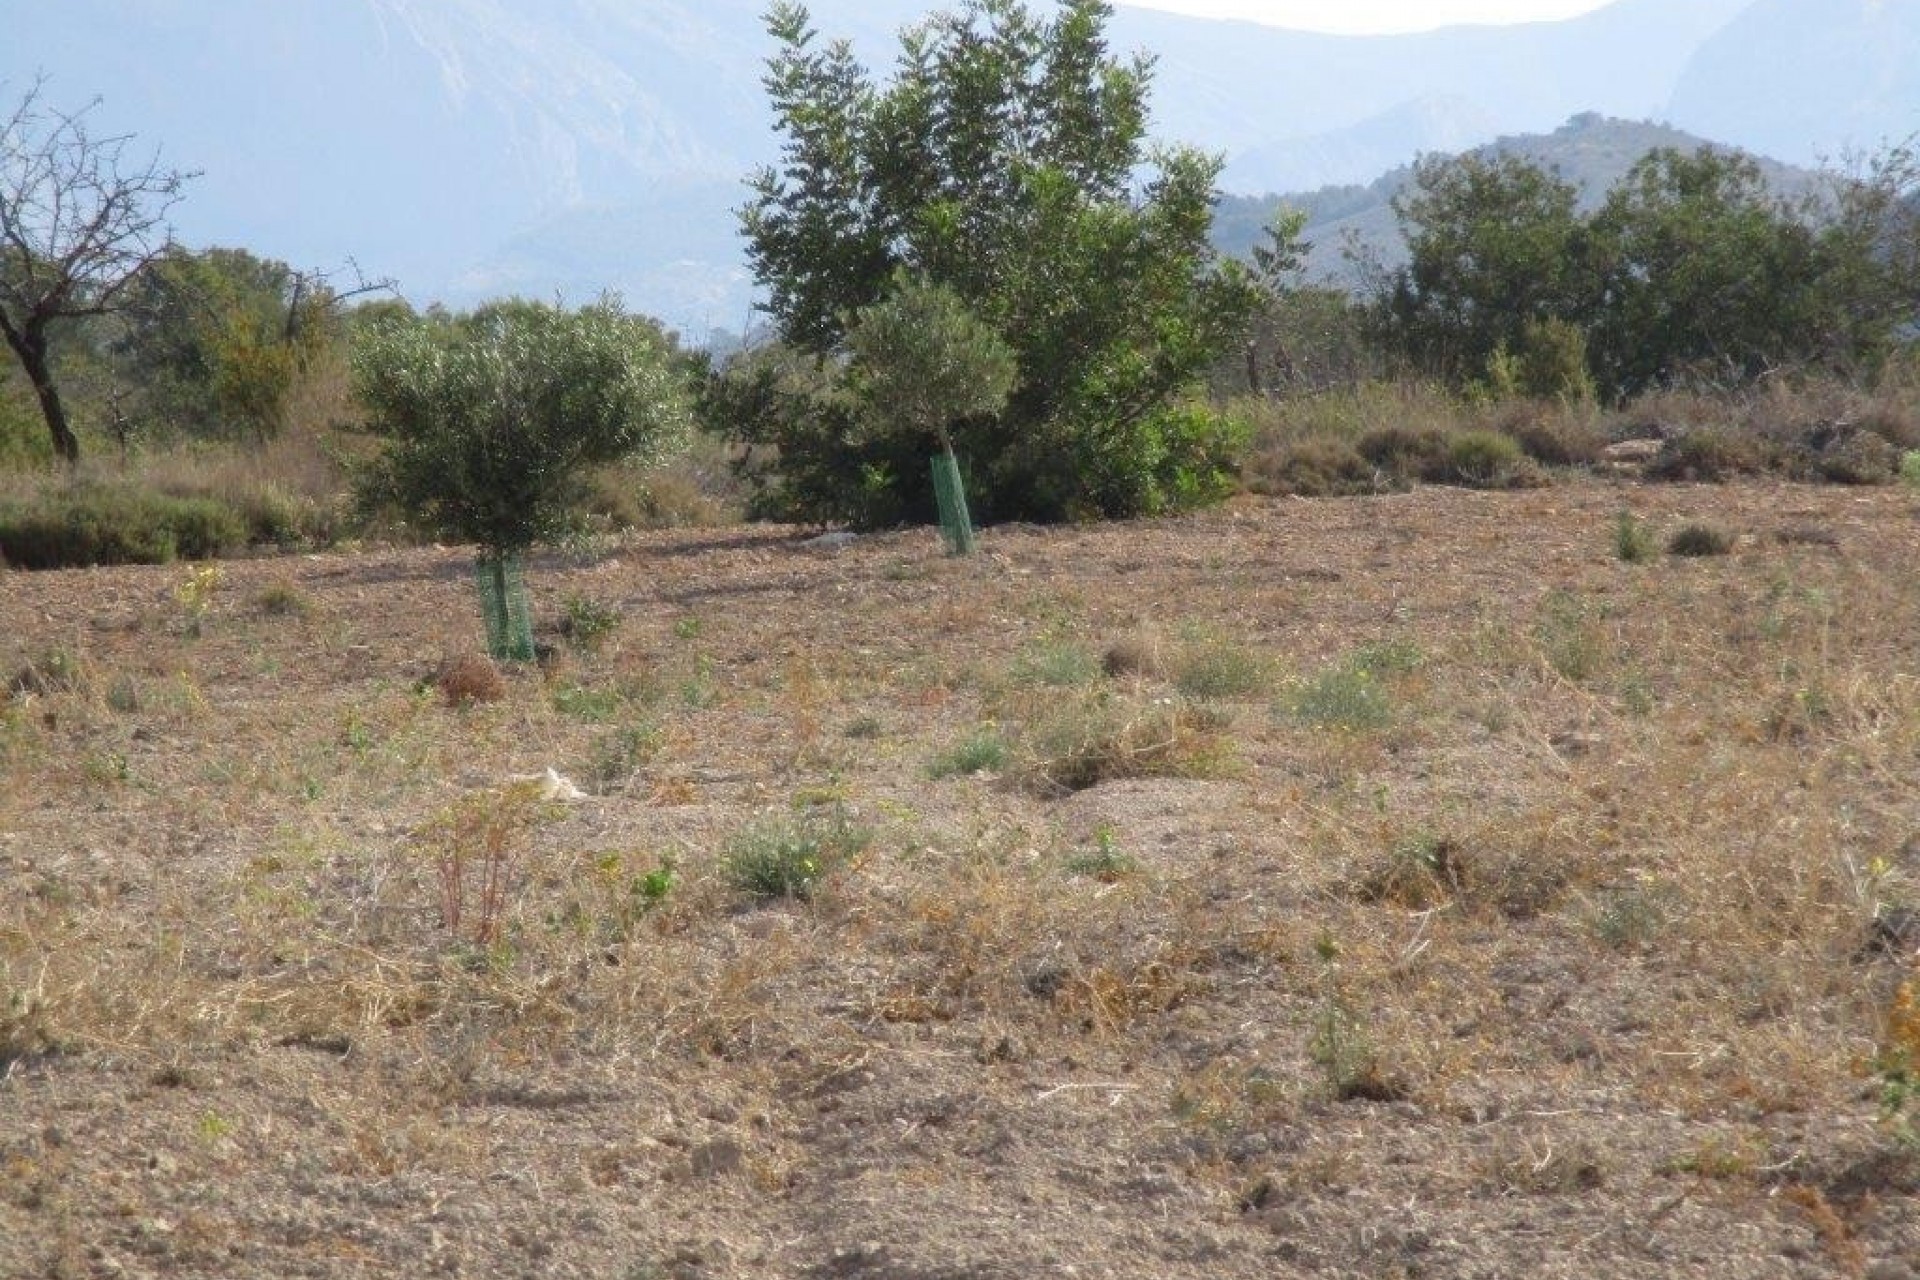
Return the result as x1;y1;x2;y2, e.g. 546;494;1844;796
5;478;1920;1279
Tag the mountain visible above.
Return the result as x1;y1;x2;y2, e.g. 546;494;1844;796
1213;114;1827;285
1220;95;1503;195
1;0;1904;331
1666;0;1920;165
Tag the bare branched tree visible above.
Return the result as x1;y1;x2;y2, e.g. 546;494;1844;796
0;79;195;462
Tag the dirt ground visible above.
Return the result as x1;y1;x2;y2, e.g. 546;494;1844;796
5;478;1920;1278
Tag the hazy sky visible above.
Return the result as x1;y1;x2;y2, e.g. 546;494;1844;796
1125;0;1615;34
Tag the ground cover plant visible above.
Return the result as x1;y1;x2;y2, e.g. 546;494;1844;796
5;477;1920;1277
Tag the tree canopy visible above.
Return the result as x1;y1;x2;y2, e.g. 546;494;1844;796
0;81;193;462
350;299;691;555
729;0;1257;525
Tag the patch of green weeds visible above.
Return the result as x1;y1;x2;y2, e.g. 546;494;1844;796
1023;694;1236;793
1614;509;1657;563
1172;637;1270;701
552;682;623;723
722;804;871;903
1012;642;1103;688
253;580;313;618
843;714;885;740
672;616;702;641
1065;826;1139;882
1286;665;1391;731
561;594;623;651
1308;933;1403;1102
1350;639;1424;676
927;727;1009;779
1537;589;1606;682
585;723;661;792
1583;879;1675;951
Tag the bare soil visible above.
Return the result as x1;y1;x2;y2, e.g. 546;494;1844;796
5;479;1920;1279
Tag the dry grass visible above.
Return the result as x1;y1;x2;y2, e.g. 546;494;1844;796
4;480;1920;1276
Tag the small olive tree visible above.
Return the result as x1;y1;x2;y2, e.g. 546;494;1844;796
844;277;1016;551
352;298;690;657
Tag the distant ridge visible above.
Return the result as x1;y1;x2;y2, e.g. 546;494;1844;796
3;0;1904;328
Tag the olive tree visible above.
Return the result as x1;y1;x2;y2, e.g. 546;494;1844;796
352;298;690;657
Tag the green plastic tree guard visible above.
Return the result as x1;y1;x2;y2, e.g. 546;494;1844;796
930;449;978;556
473;552;536;661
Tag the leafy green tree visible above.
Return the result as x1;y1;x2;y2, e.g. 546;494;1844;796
0;82;193;462
732;0;1257;525
1366;152;1592;387
352;299;691;555
1588;148;1820;396
1371;141;1920;402
113;246;333;441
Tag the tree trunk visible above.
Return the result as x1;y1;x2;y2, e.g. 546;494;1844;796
0;317;79;463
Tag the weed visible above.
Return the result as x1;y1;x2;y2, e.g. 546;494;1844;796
1901;450;1920;488
1441;429;1532;488
928;727;1009;779
584;723;660;793
419;780;554;947
1101;635;1162;679
1065;826;1139;882
672;616;702;641
561;594;622;652
1013;643;1102;688
1356;833;1468;909
590;851;676;939
1537;589;1605;682
1613;509;1657;563
721;804;871;902
552;682;622;723
1584;880;1674;951
105;674;141;714
1667;523;1733;557
1286;665;1390;731
1172;637;1269;701
9;647;87;696
1307;933;1402;1102
1646;428;1769;482
843;714;885;740
252;580;312;618
174;563;222;637
1022;695;1234;793
1350;638;1423;676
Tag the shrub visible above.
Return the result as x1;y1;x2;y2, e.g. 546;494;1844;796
436;654;507;707
0;484;246;569
722;805;871;902
1012;643;1103;688
1440;429;1533;488
1816;430;1900;485
1244;437;1384;497
1285;665;1392;731
1495;408;1607;467
1021;696;1234;793
1357;425;1450;482
1614;509;1658;563
1667;523;1733;557
1645;428;1769;482
560;595;622;652
1172;638;1270;701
